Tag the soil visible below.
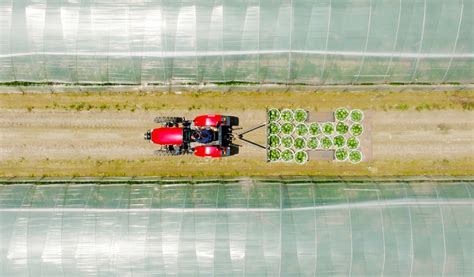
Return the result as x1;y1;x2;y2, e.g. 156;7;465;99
1;107;472;177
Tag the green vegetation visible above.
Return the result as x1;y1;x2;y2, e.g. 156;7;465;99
309;123;321;136
336;122;349;135
268;149;281;161
349;150;363;164
268;135;281;148
395;104;409;110
281;109;294;121
461;101;474;111
295;123;309;136
347;137;359;149
281;149;294;162
350;123;364;136
294;137;306;150
294;109;308;122
268;122;280;134
266;106;366;164
350;109;364;122
333;135;345;148
268;108;280;121
335;107;349;121
307;137;318;149
321;137;332;149
294;151;308;164
281;136;294;148
1;91;472;112
322;122;334;136
335;148;348;161
1;157;473;177
281;123;295;135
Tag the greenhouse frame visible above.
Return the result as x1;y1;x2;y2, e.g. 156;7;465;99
0;0;472;87
1;177;472;275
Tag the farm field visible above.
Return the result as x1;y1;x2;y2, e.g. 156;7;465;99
0;91;473;177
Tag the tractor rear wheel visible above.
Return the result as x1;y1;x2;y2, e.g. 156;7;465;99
154;149;177;156
154;116;183;124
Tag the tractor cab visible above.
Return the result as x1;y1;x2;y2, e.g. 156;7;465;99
189;128;217;144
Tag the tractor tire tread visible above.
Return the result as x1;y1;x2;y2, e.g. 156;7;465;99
154;116;183;124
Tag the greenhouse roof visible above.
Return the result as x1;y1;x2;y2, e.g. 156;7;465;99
0;0;472;86
1;177;472;275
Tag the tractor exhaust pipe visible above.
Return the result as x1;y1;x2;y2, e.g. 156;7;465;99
144;130;151;140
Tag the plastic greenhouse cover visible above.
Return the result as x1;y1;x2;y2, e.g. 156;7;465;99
0;0;472;86
0;178;472;276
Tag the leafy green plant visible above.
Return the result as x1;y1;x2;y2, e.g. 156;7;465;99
350;123;363;136
268;108;280;122
309;123;321;136
268;149;281;161
307;137;318;149
294;137;306;150
294;109;308;122
349;150;363;163
280;109;294;122
295;123;309;136
333;135;345;148
281;149;294;162
336;122;349;135
350;109;364;122
268;135;281;148
98;103;110;111
395;104;409;110
281;136;294;148
335;148;348;161
281;122;295;135
322;122;334;135
347;137;359;149
294;151;308;164
321;137;332;149
335;107;349;121
268;122;280;134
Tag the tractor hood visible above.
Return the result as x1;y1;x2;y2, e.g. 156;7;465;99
151;128;183;145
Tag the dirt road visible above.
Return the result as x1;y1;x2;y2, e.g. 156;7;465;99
1;107;472;177
0;109;268;160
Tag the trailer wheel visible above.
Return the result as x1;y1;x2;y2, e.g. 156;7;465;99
154;116;183;124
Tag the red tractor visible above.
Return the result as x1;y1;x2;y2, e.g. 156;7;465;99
144;114;241;158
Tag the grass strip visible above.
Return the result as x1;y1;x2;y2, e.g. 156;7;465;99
1;158;472;177
0;91;472;112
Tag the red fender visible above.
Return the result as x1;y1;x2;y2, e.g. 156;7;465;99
151;128;183;145
193;114;223;127
193;145;223;158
